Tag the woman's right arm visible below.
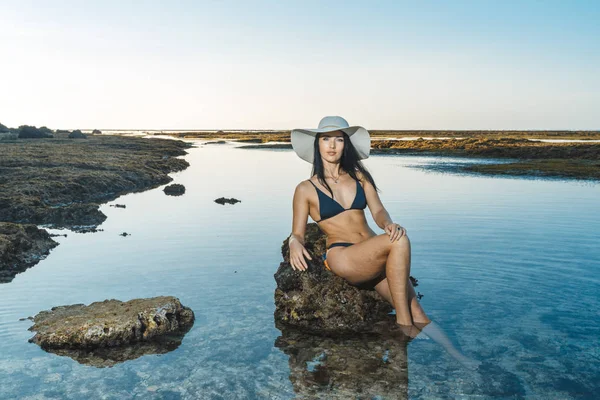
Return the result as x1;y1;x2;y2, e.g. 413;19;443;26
289;182;313;271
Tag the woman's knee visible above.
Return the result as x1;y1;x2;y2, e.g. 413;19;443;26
382;232;410;249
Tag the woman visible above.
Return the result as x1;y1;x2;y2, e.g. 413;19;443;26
287;115;431;338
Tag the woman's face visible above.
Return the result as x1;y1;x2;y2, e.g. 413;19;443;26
318;131;345;163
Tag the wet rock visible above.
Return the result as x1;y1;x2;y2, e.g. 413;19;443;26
0;222;59;283
27;296;195;367
163;183;185;196
214;197;241;205
109;204;126;208
275;324;409;399
68;130;87;139
274;223;419;335
204;140;227;145
72;226;103;233
48;233;68;237
119;232;130;237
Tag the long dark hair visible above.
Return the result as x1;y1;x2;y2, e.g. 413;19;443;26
311;131;379;199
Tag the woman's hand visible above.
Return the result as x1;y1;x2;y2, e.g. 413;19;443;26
289;237;312;272
384;222;406;242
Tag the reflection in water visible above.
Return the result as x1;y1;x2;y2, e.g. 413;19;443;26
275;322;409;399
275;317;483;398
414;320;481;370
38;329;192;368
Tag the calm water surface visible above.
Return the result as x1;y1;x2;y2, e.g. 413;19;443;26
1;138;598;399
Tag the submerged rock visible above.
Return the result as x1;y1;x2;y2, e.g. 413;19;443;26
27;296;195;366
163;183;185;196
39;336;190;368
274;223;419;335
0;222;59;283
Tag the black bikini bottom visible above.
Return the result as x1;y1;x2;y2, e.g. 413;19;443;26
322;241;385;290
327;242;354;250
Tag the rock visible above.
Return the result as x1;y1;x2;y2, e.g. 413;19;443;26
109;204;126;208
27;296;195;366
17;125;53;139
72;226;103;233
92;129;102;134
274;223;420;335
68;130;87;139
119;232;130;237
163;183;185;196
0;222;59;283
214;197;240;205
204;140;227;145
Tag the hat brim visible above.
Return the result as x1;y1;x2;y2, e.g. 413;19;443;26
291;126;370;164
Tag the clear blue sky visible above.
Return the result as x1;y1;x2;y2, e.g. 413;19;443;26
1;0;599;130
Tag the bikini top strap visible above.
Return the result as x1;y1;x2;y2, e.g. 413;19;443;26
307;179;317;188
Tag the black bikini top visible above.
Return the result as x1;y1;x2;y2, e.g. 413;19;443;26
307;178;367;222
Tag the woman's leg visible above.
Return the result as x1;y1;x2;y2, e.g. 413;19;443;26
374;278;431;324
325;233;414;330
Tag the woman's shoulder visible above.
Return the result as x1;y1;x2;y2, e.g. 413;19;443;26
295;178;314;193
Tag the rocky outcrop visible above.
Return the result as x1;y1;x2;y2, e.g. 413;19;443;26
0;134;192;281
0;135;191;232
163;183;185;196
274;223;418;335
0;222;59;283
27;296;195;367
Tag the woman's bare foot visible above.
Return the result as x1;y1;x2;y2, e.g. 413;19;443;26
395;323;421;339
413;319;432;330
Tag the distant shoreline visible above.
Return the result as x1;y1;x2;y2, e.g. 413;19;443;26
92;129;600;141
181;132;599;182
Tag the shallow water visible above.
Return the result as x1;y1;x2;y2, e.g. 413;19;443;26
1;139;599;399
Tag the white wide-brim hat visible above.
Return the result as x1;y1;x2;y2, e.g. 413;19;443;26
291;116;370;164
